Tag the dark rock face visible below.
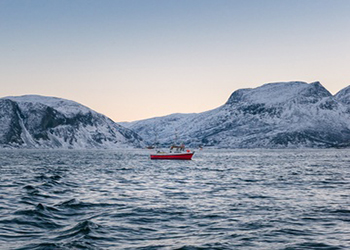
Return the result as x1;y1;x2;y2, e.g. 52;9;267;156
0;95;144;149
0;99;24;145
123;81;350;148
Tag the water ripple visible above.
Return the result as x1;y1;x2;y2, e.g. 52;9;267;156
0;149;349;249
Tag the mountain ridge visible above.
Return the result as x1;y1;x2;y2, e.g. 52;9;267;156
2;81;350;149
122;81;350;148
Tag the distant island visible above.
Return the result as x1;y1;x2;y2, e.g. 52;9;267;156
1;81;350;149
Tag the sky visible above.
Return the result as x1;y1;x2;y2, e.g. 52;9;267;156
1;0;350;122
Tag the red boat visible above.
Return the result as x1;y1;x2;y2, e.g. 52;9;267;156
150;151;194;160
150;145;194;160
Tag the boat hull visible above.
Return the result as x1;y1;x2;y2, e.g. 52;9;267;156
150;152;194;160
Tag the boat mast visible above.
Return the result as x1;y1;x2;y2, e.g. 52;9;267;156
174;128;179;146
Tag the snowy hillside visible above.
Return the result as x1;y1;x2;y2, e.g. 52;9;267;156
122;81;350;148
0;95;144;149
335;85;350;105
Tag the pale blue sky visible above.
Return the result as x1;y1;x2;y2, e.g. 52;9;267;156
1;0;350;121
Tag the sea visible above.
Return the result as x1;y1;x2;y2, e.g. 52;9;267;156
0;148;349;250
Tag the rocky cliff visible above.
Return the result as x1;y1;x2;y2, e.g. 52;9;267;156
0;95;144;149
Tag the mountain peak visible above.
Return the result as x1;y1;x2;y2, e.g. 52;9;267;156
226;81;331;105
3;95;91;118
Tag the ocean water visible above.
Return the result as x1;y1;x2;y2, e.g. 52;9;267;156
0;149;349;250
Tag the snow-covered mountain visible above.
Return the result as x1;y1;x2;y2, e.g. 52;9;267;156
122;81;350;148
0;95;144;149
